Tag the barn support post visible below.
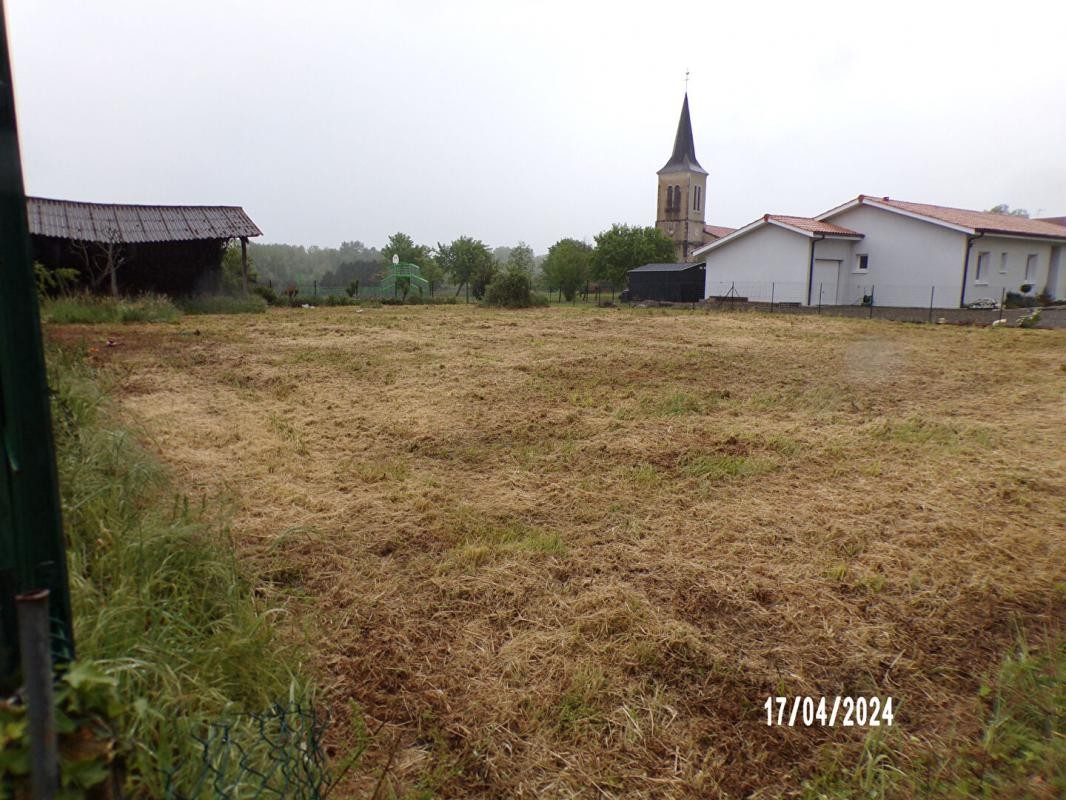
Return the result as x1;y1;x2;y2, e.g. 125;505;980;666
109;256;118;298
240;236;249;294
0;0;75;688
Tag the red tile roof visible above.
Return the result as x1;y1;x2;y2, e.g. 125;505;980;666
703;224;737;239
860;196;1066;239
766;215;862;236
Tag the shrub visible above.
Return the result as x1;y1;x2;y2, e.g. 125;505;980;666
34;261;80;296
252;284;279;305
1018;308;1042;328
176;294;267;315
483;268;535;308
1005;291;1038;309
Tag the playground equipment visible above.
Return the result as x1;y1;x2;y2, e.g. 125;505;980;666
377;255;430;299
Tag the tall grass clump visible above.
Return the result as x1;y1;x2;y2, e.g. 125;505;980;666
176;294;268;315
47;346;304;795
41;292;181;324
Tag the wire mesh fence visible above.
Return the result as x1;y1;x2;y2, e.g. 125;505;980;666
705;280;993;310
164;702;331;800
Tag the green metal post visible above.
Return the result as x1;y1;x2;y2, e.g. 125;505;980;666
0;1;75;687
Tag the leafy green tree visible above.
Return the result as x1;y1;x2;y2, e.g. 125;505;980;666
382;231;443;293
484;267;535;307
382;232;429;264
505;241;536;276
590;224;675;288
541;238;591;301
437;236;497;298
250;240;381;286
221;241;257;294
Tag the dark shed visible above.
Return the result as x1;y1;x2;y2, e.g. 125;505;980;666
627;262;705;302
27;196;262;295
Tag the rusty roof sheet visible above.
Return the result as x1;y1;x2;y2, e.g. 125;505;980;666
26;196;262;243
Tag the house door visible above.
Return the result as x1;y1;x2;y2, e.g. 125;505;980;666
812;259;841;305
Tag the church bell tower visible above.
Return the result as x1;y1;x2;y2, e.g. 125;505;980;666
656;94;707;262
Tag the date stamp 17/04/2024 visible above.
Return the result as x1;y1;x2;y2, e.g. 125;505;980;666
764;696;895;727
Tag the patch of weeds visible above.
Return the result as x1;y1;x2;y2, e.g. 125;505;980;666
556;668;608;733
268;413;308;455
764;433;803;456
826;562;849;582
801;728;904;800
870;417;996;449
652;390;728;417
443;513;565;570
347;459;410;483
42;292;181;324
680;453;777;481
627;463;663;487
176;294;267;315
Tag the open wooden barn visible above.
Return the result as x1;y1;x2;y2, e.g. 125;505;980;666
26;196;262;296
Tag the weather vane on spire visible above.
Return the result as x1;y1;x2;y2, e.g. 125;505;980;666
684;68;690;92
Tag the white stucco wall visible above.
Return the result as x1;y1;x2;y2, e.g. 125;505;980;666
963;236;1058;305
827;204;1066;306
701;224;813;304
826;205;966;307
1047;246;1065;299
808;237;858;305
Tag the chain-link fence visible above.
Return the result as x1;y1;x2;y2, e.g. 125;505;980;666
164;702;331;800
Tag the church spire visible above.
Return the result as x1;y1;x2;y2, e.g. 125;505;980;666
658;93;706;175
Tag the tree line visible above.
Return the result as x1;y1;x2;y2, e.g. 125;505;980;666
249;224;676;300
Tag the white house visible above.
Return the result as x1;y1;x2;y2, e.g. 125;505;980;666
694;195;1066;308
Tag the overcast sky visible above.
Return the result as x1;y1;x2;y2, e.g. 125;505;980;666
7;0;1065;252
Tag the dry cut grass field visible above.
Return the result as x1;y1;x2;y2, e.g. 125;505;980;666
52;305;1066;798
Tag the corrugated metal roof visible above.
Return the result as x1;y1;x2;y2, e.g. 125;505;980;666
629;262;705;273
26;196;262;243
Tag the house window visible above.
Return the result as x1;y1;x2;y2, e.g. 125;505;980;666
975;251;990;283
855;254;869;272
666;186;674;211
1025;254;1038;282
999;252;1008;274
